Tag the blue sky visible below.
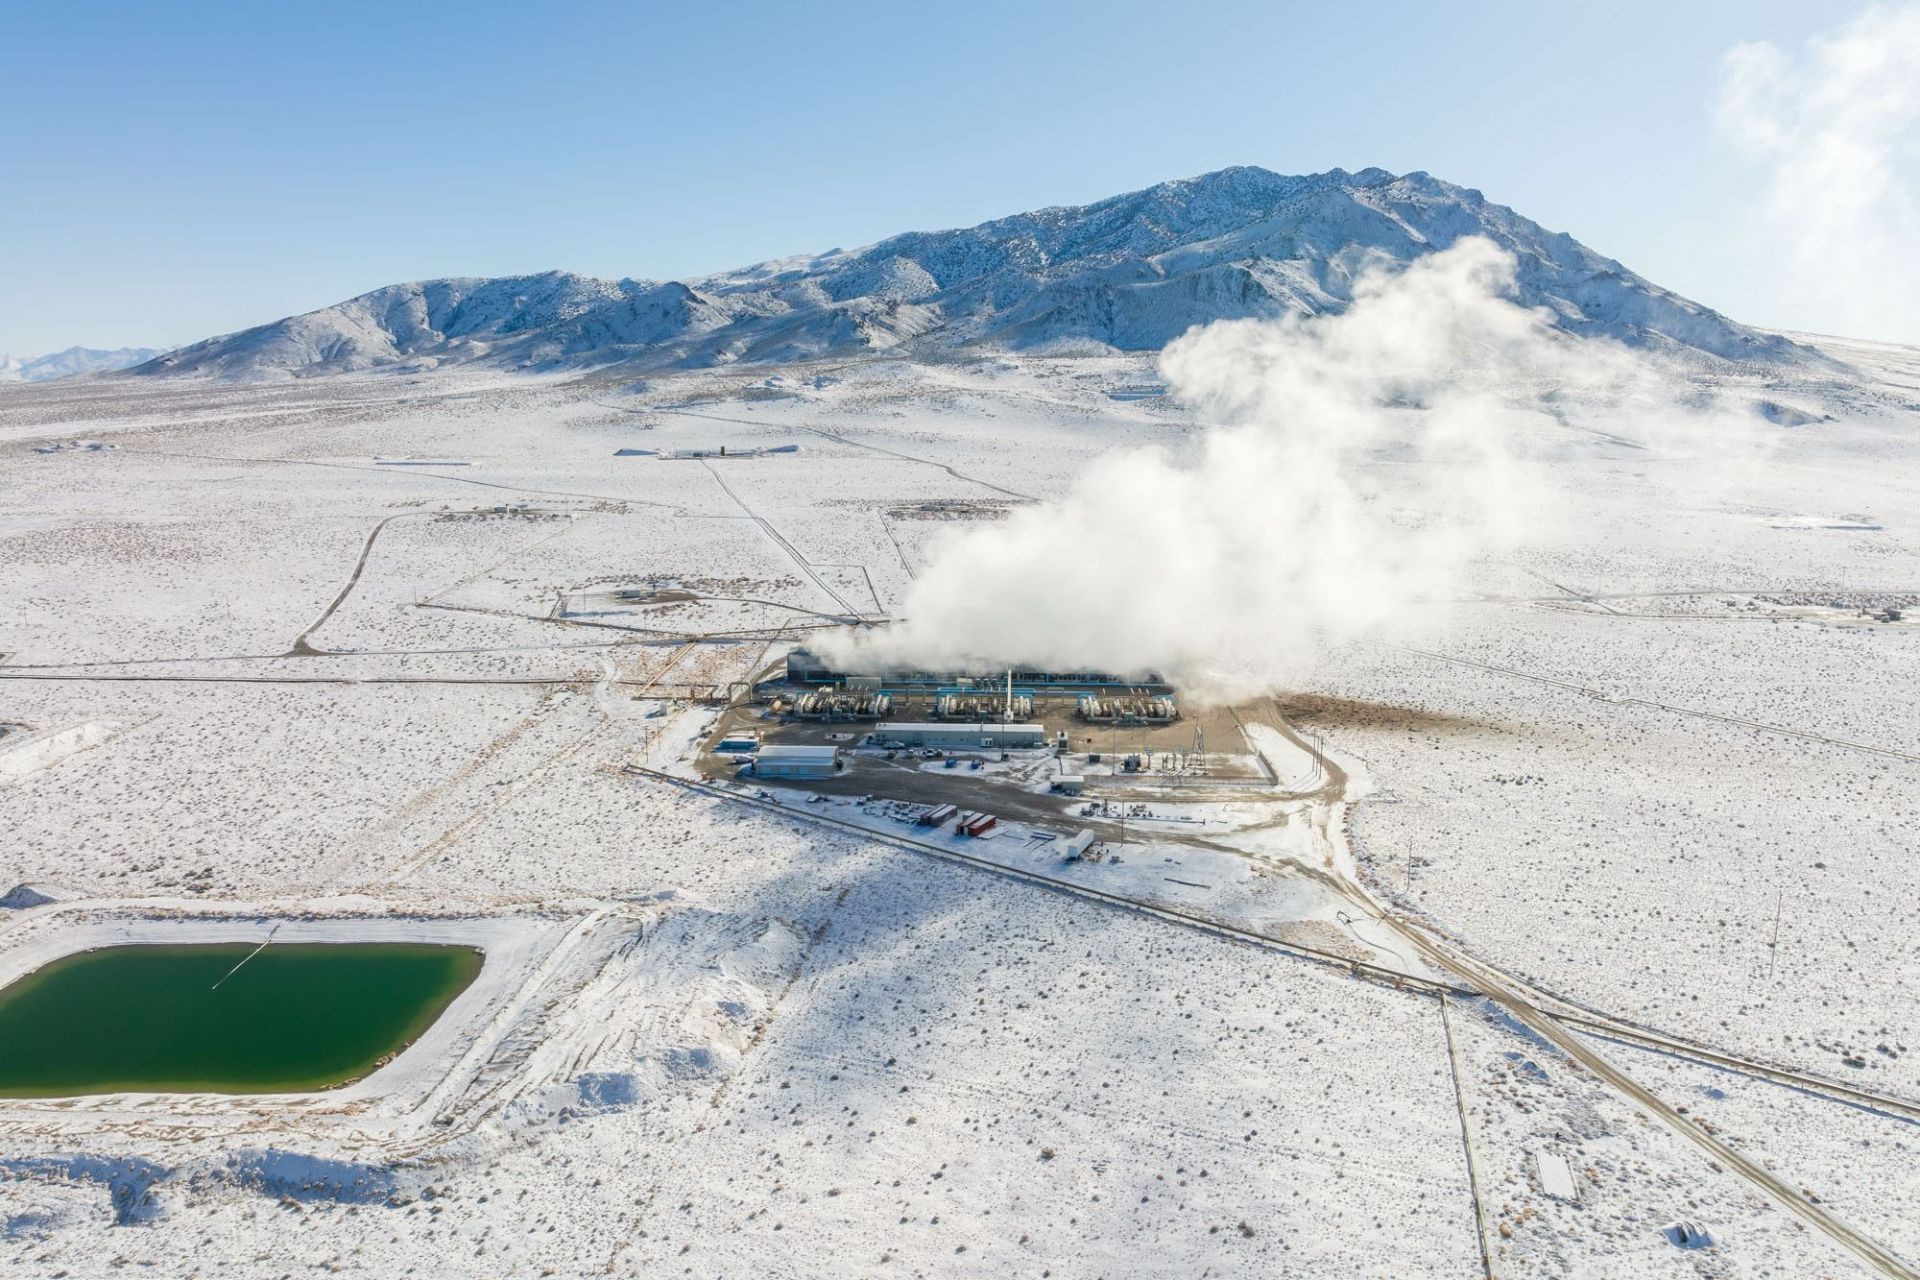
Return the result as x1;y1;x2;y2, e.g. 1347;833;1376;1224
0;0;1888;352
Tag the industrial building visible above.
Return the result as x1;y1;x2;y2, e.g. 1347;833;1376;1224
749;744;842;778
873;722;1048;750
714;731;761;754
785;647;1169;693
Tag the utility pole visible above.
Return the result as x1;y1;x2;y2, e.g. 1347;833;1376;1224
1766;889;1784;982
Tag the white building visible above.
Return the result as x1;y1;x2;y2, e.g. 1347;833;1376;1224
751;744;841;778
873;722;1047;750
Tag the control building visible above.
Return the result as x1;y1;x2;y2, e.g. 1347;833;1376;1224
750;744;842;779
873;722;1047;750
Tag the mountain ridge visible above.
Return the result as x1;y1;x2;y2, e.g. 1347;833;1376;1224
1;346;162;382
132;167;1807;379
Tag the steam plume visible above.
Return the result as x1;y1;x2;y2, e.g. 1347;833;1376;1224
820;238;1764;702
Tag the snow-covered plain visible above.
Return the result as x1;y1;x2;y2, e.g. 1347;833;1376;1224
2;338;1918;1279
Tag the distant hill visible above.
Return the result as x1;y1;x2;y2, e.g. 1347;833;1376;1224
133;167;1807;379
1;345;161;382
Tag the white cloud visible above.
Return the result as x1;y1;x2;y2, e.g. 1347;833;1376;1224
1715;5;1920;341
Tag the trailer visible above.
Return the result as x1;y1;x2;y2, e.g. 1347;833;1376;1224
961;813;998;837
919;803;958;827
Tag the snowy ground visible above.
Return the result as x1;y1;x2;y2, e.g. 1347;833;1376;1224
2;342;1918;1277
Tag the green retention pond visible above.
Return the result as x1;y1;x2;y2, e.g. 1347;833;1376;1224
0;942;484;1097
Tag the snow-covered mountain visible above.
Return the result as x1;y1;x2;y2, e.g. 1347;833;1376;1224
1;345;161;382
134;167;1806;379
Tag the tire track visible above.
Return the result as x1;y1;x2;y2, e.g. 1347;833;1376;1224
1384;913;1918;1279
651;406;1036;501
1440;993;1498;1280
380;642;696;886
289;513;413;655
699;460;862;617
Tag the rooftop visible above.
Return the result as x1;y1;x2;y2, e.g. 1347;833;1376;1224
874;722;1047;734
755;744;841;762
